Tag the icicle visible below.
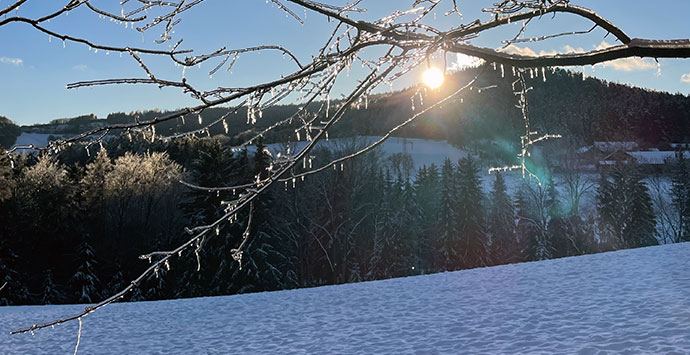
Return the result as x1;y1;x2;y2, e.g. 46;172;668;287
500;64;504;78
165;260;170;271
74;317;82;355
231;249;243;270
410;96;416;111
215;226;220;235
62;39;66;48
197;113;202;125
340;163;344;171
582;66;586;81
48;35;51;43
656;60;661;77
326;94;330;118
195;250;201;271
542;67;546;82
222;119;228;134
292;178;296;188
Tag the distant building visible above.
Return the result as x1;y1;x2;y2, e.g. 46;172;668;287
593;141;639;152
571;141;688;172
670;143;690;150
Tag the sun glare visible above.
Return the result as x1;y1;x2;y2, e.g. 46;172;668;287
423;67;444;89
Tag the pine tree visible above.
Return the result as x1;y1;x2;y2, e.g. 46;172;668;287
70;237;100;303
0;244;29;305
455;157;489;269
488;172;517;265
598;166;658;249
41;270;61;305
437;158;459;271
414;164;440;273
626;170;657;247
670;151;690;242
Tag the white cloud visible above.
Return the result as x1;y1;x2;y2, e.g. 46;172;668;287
72;64;88;71
0;56;23;66
500;41;655;72
594;41;656;71
448;53;484;71
682;73;690;83
500;44;576;57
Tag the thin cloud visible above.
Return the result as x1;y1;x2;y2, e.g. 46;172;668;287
0;56;23;66
682;73;690;83
594;41;655;71
72;64;89;71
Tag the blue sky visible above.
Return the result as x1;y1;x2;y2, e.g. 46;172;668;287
1;0;688;126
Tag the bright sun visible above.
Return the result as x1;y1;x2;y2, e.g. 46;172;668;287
423;67;444;89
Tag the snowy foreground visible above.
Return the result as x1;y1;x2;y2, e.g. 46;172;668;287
3;243;690;354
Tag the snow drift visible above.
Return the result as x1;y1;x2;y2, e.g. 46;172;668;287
2;243;689;354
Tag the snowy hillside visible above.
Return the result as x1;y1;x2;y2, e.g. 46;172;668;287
2;243;689;354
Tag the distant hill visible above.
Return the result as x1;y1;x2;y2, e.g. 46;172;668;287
5;65;690;148
0;116;21;149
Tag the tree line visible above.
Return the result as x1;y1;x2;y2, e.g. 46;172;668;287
0;135;689;306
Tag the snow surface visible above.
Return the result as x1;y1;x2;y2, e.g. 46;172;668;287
264;136;468;172
2;243;690;354
12;133;58;148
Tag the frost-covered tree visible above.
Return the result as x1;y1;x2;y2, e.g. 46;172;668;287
598;166;658;249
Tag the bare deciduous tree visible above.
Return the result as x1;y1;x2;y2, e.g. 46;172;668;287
3;1;689;347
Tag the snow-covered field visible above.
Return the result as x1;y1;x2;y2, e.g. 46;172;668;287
2;243;689;354
12;133;58;148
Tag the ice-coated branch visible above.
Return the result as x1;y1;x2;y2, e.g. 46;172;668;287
11;48;398;336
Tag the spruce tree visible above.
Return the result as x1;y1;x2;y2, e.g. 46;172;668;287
598;166;658;249
455;157;489;269
437;158;459;271
70;237;100;303
488;172;517;265
41;270;61;305
414;164;440;273
671;151;690;242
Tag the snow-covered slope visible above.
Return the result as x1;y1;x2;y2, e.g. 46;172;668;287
2;243;690;354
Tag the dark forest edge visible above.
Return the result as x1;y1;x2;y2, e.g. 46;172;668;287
0;131;689;306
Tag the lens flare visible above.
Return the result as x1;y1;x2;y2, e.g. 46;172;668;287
423;67;444;89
